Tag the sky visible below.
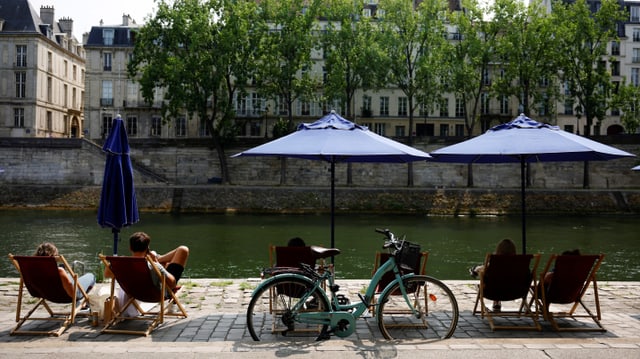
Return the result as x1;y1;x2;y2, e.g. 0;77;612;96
28;0;160;39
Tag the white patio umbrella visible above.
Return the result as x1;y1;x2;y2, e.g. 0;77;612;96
430;113;635;254
232;111;432;254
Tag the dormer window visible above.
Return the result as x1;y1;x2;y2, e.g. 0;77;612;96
103;29;114;45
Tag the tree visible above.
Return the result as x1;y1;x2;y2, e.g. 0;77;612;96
255;0;322;130
320;0;386;120
612;81;640;134
447;0;499;137
491;0;560;120
128;0;263;184
553;0;626;135
378;0;450;186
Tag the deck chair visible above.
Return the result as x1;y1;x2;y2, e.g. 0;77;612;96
369;247;428;313
8;254;90;336
473;253;541;331
536;253;605;332
99;254;187;336
269;245;316;272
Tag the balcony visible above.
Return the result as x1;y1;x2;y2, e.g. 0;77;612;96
100;98;114;106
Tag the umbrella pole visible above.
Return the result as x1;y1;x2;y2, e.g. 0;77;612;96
330;159;335;264
520;158;527;255
112;228;119;255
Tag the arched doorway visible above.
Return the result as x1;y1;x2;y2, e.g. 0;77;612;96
606;124;624;135
70;116;81;138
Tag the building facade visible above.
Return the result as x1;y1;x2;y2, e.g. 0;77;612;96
82;0;639;142
0;0;85;138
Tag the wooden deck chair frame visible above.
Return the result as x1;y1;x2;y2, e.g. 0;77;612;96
473;253;542;331
369;250;429;315
8;254;90;336
536;253;605;332
99;254;187;336
266;245;326;335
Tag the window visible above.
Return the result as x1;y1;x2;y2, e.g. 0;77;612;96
482;69;490;86
277;95;288;116
633;28;640;42
14;108;25;127
631;6;640;22
373;122;386;135
199;120;210;137
251;93;264;115
379;96;389;116
611;41;620;56
103;29;114;45
299;101;311;116
126;116;137;137
46;112;52;131
73;65;77;81
612;61;620;76
47;77;52;102
175;117;186;137
481;93;489;114
564;99;574;115
103;52;112;71
64;60;68;78
632;68;640;86
63;85;68;107
250;121;261;136
362;95;372;117
395;125;405;137
398;97;408;117
455;124;464;136
47;52;52;72
151;116;162;136
102;114;113;137
564;125;574;133
499;95;509;115
101;80;113;106
235;93;247;115
439;98;449;117
440;124;449;137
16;45;27;67
15;72;26;98
455;98;465;117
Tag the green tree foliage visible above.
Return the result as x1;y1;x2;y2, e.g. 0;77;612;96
378;0;450;186
128;0;263;183
255;0;322;131
447;0;498;137
320;0;385;120
491;0;560;120
552;0;626;135
612;81;640;133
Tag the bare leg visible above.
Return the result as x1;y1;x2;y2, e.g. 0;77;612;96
158;245;189;268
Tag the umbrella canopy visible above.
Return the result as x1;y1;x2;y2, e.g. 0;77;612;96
97;115;139;254
633;165;640;171
232;111;431;252
430;113;635;253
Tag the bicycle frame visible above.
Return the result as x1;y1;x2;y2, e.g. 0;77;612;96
254;253;420;336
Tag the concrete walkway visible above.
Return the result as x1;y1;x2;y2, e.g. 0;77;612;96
0;278;638;358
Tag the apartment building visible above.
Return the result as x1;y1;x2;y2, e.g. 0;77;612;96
82;1;636;142
0;0;85;138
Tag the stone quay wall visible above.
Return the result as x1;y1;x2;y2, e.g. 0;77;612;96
0;137;638;215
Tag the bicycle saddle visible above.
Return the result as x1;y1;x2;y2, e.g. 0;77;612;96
310;245;341;259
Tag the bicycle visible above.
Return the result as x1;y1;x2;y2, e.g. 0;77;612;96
246;228;459;341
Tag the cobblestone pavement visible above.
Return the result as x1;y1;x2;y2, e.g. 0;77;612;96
0;278;638;358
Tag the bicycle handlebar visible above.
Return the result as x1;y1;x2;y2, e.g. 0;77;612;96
375;228;403;251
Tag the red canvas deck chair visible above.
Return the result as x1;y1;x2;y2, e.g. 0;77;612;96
8;254;90;336
473;253;541;331
537;253;605;332
100;254;187;336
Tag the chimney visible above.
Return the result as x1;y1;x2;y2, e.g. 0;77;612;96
59;17;73;37
40;6;55;26
122;14;131;26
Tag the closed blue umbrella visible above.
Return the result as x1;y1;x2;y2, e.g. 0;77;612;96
431;113;635;253
97;115;139;255
232;111;431;253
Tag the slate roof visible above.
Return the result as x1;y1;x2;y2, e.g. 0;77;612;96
0;0;44;33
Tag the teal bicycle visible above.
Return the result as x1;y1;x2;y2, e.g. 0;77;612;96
246;228;459;341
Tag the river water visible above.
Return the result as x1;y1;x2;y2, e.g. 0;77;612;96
1;210;638;281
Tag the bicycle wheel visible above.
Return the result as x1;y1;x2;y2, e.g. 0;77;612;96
246;275;330;341
377;275;458;340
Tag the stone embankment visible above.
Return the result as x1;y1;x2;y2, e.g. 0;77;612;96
1;185;639;215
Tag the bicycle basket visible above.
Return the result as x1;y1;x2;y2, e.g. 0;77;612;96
395;241;421;272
